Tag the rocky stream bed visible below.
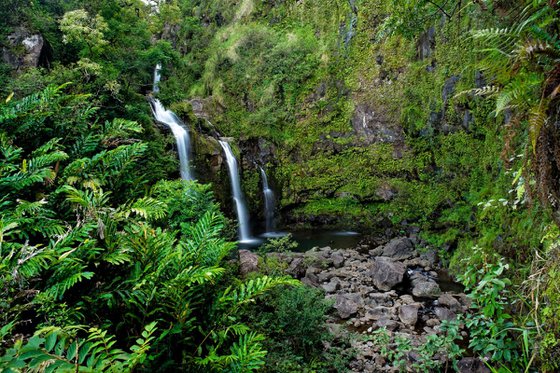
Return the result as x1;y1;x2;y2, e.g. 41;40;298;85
239;235;490;372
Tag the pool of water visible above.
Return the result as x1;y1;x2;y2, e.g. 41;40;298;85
237;229;362;251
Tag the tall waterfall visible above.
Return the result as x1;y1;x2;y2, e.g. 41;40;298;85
153;63;162;93
219;140;253;243
150;99;194;180
259;167;276;232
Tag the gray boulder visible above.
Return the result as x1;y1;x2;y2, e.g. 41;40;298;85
411;279;441;298
321;277;341;293
334;293;362;319
2;27;44;70
399;304;420;326
286;257;306;278
369;257;406;291
239;250;259;276
382;237;415;260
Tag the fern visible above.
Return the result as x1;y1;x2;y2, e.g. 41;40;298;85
0;322;158;372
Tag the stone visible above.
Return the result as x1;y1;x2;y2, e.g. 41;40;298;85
332;251;345;268
382;237;415;260
302;266;320;287
399;305;420;326
2;27;44;71
368;246;384;257
425;318;440;327
286;257;306;278
321;277;341;293
334;293;362;319
437;294;462;312
364;306;393;321
417;27;435;60
238;250;259;276
369;257;406;291
411;279;441;298
376;318;399;331
434;307;457;322
457;357;491;373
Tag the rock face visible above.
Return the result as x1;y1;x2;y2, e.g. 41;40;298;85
351;103;403;144
369;257;406;291
238;250;259;276
2;27;44;70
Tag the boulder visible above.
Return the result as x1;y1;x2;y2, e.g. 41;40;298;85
434;307;457;322
2;27;44;70
238;250;259;276
364;306;393;321
382;237;415;260
302;266;320;287
334;293;362;319
399;304;420;326
321;277;341;293
437;294;462;312
332;251;345;268
369;257;406;291
286;257;306;278
411;279;441;298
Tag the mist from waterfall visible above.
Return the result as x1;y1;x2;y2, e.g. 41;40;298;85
259;167;276;233
219;140;254;243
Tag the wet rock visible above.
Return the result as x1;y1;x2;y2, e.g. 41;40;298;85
369;257;406;291
411;279;441;298
334;293;362;319
382;237;415;260
457;357;491;373
239;250;259;276
399;304;420;326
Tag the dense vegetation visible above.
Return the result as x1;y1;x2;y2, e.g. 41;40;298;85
1;0;560;371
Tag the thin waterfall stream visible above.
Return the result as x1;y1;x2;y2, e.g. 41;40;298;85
151;64;193;180
219;140;255;243
259;167;276;233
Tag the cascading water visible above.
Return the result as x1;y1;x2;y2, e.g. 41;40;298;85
259;167;276;233
150;100;193;180
150;64;193;181
153;63;162;93
219;140;254;243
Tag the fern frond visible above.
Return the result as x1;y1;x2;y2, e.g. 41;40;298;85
219;276;301;309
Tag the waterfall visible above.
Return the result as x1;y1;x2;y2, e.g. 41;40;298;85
259;167;276;232
153;63;162;93
219;140;254;243
150;99;194;180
